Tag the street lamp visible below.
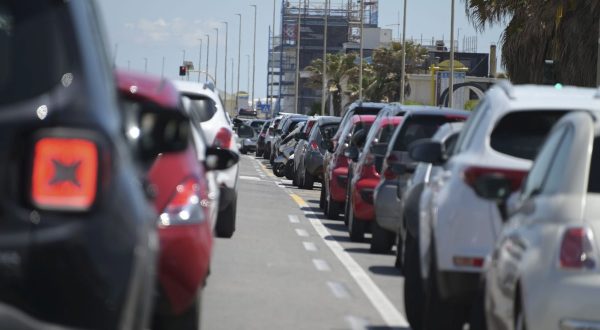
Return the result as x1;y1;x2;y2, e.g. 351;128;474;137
222;21;229;109
400;0;408;103
236;13;242;111
143;57;148;73
197;39;203;82
250;5;257;108
214;27;219;87
359;0;364;100
205;34;210;83
321;0;329;116
294;0;301;114
271;0;277;112
246;54;251;93
449;0;455;108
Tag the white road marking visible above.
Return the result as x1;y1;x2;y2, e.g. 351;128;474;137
295;229;309;237
345;315;369;330
312;259;331;272
303;241;317;252
327;281;351;299
239;175;261;181
288;215;300;224
292;198;409;327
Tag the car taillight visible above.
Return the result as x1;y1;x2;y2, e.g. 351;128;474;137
310;140;319;151
463;166;527;191
559;227;596;270
214;127;232;149
159;177;205;226
32;137;99;211
383;154;399;180
453;256;485;268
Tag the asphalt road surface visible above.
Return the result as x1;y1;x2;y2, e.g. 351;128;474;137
201;155;412;330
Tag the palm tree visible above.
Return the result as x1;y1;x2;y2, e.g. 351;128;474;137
464;0;600;86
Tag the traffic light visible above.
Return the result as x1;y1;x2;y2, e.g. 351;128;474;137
179;66;187;77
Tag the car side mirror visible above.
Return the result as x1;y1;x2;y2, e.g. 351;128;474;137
344;145;359;161
473;174;512;220
409;140;445;165
204;147;240;171
136;106;189;161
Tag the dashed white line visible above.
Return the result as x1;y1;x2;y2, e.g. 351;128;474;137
303;241;317;252
344;316;369;330
312;259;331;272
295;229;309;237
326;281;351;299
239;175;261;181
288;215;300;224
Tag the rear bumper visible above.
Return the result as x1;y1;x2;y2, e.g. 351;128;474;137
374;181;402;232
352;178;378;221
330;167;348;202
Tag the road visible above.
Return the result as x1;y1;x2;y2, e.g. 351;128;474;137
201;155;411;330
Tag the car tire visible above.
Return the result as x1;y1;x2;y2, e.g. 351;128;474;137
394;232;404;271
514;291;526;330
240;148;247;155
348;208;366;242
256;148;263;157
215;195;237;238
285;161;295;180
422;250;467;330
302;169;314;190
319;185;327;210
403;234;423;330
325;188;341;220
469;282;487;330
343;185;351;226
274;163;286;177
370;222;394;253
153;294;200;330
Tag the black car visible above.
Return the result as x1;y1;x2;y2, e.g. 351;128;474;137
0;1;169;328
256;119;272;157
269;115;308;165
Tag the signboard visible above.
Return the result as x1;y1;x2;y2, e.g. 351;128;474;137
437;71;467;108
260;104;271;114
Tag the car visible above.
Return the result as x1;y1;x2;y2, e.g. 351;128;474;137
116;70;239;330
269;115;308;166
474;110;600;330
401;122;464;329
412;82;575;329
295;116;341;190
256;120;272;157
263;116;284;160
236;122;258;154
0;1;168;328
175;81;240;239
323;115;377;220
247;119;267;132
345;105;404;244
273;122;306;179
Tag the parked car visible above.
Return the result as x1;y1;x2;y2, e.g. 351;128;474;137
412;82;573;329
264;116;284;160
256;120;272;157
471;109;600;330
236;122;257;154
295;116;341;190
175;81;240;238
401;122;464;330
273;122;306;179
270;115;308;165
345;106;404;243
323;115;377;220
0;1;167;328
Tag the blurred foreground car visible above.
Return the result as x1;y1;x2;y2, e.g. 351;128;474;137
0;1;171;328
476;110;600;330
175;81;240;238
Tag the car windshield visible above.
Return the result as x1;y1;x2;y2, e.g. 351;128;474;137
393;115;466;151
0;2;79;106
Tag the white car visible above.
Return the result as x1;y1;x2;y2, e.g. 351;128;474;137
175;80;240;238
476;110;600;330
412;82;583;329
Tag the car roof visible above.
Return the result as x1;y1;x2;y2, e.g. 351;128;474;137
116;70;180;109
402;107;470;118
317;116;341;125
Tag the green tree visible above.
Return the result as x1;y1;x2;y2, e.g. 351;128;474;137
464;0;600;86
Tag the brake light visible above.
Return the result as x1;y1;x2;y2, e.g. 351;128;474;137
559;227;596;269
383;154;399;180
463;166;527;191
32;137;98;211
159;177;205;226
305;121;316;135
214;127;232;149
453;256;485;268
310;140;319;151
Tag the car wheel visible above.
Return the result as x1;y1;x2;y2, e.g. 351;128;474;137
285;161;295;180
403;233;423;330
394;232;404;271
325;188;340;220
240;148;247;155
347;207;366;242
343;185;351;226
422;251;467;330
215;195;237;238
256;148;263;157
302;168;314;190
514;291;526;330
153;294;200;330
370;221;394;253
274;163;286;177
319;184;327;210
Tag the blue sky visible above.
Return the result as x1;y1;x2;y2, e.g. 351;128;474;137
97;0;507;99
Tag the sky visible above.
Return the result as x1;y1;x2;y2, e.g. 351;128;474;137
97;0;507;100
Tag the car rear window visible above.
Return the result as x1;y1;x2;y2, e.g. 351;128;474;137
490;111;567;160
393;115;465;151
588;138;600;193
184;95;218;122
0;2;80;106
352;106;384;115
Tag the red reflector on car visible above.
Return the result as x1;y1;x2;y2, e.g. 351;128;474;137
310;140;319;151
32;137;98;211
453;256;485;268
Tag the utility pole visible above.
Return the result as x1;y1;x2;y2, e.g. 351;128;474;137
236;14;242;111
359;0;364;101
294;0;302;113
247;54;251;93
271;0;277;112
144;57;148;73
197;39;203;82
214;27;219;88
205;34;210;84
251;5;258;109
231;57;235;111
449;0;455;108
222;22;229;109
400;0;407;103
161;56;165;78
321;0;329;116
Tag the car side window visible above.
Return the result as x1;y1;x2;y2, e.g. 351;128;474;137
520;126;567;199
455;99;488;153
543;126;573;194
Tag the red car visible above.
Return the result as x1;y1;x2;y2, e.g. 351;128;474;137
323;115;376;219
347;115;403;242
116;71;237;330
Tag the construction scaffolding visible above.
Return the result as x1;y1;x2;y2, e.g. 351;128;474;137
267;0;378;115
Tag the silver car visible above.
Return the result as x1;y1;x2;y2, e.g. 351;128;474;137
476;111;600;330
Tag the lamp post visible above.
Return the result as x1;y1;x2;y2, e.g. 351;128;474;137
449;0;455;108
231;57;235;111
359;0;364;100
400;0;408;103
236;13;242;111
197;39;203;82
205;34;210;83
271;0;277;111
250;5;257;108
294;0;301;114
321;0;329;116
214;27;219;87
143;57;148;73
247;54;251;92
222;21;229;109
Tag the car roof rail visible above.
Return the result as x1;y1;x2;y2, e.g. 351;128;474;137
203;81;216;92
495;80;516;100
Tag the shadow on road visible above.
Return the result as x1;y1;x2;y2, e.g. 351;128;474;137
322;222;347;231
324;235;352;243
368;265;403;277
367;327;410;330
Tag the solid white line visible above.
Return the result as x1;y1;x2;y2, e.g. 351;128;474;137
344;315;369;330
295;229;309;237
303;241;317;252
288;215;300;224
312;259;331;272
239;175;261;181
327;281;350;299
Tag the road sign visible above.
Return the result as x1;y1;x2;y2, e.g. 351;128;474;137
260;104;271;113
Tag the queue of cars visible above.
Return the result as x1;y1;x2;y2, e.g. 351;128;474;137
253;83;600;330
0;1;241;329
